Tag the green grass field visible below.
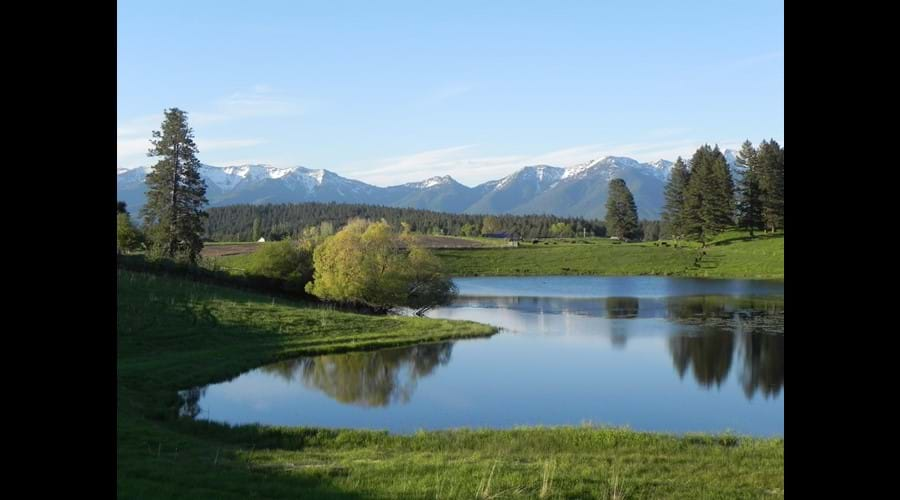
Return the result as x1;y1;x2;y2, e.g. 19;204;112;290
207;231;783;281
118;269;784;498
434;231;784;280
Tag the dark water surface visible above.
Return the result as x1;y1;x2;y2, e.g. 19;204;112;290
181;276;784;435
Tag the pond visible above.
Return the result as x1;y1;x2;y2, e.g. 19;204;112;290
180;276;784;436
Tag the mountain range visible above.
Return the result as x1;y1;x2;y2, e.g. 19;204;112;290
117;151;739;220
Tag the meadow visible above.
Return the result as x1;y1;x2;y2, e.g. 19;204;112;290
117;269;784;499
204;231;784;281
433;231;784;280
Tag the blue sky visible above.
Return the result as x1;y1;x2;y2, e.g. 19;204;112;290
117;0;783;186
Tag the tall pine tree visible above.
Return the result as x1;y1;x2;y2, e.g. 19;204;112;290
757;139;784;232
661;156;690;244
684;145;735;241
605;178;639;240
735;140;764;236
140;108;208;262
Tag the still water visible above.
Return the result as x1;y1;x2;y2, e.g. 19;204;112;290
181;276;784;436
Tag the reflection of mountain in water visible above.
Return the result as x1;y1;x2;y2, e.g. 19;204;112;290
666;296;784;399
260;342;454;407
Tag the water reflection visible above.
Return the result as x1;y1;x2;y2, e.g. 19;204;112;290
738;331;784;399
178;386;207;418
606;297;640;319
258;342;454;407
668;331;735;388
665;296;784;397
178;278;784;434
607;297;639;348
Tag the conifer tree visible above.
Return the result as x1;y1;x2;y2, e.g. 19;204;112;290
605;178;639;240
735;140;764;236
684;145;735;241
140;108;208;262
252;217;261;241
757;139;784;232
682;147;708;240
661;156;690;245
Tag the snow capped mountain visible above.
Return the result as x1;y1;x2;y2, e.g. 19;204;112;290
496;156;667;219
404;175;457;189
118;150;741;220
723;149;738;167
649;159;674;180
495;165;564;190
199;164;332;194
465;165;565;215
561;156;655;182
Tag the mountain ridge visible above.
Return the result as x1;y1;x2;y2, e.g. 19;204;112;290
117;151;739;220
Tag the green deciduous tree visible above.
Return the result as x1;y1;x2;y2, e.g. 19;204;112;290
548;222;575;238
246;240;313;291
404;246;457;315
605;179;639;240
252;217;261;241
117;212;144;253
306;219;456;313
459;223;478;237
140;108;208;263
480;216;502;235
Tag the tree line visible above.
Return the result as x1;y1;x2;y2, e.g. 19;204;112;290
204;203;607;242
661;141;784;244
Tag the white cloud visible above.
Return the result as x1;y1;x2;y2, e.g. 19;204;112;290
196;138;266;151
117;137;151;159
117;85;296;169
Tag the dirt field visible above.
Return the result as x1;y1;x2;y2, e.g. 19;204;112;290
201;235;494;257
200;243;261;258
408;235;494;249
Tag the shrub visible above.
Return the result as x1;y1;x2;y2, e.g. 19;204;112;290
306;219;456;313
246;240;313;291
117;213;144;253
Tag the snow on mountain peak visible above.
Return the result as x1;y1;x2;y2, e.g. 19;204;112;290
495;165;564;190
409;175;454;188
563;156;633;180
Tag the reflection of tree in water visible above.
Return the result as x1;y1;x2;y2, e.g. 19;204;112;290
738;329;784;399
606;297;639;348
178;386;208;418
260;342;453;407
666;295;784;398
668;330;734;388
606;297;639;319
666;295;784;330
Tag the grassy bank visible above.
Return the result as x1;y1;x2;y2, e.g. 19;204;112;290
435;231;784;280
118;269;783;498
